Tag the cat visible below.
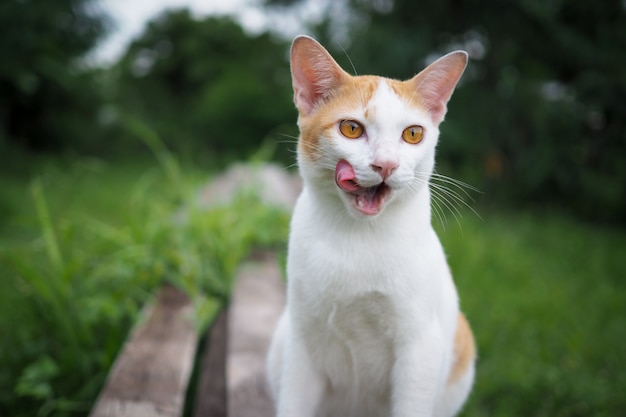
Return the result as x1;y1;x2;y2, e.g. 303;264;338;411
266;35;476;417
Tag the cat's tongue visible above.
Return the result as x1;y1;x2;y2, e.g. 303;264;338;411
335;159;389;216
335;159;360;192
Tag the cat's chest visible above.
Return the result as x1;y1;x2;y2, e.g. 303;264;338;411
302;291;397;390
317;291;397;341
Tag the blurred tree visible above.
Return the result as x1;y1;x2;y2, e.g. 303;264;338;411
265;0;626;223
0;0;109;151
113;10;296;162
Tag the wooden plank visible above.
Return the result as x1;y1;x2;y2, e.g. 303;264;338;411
90;284;198;417
192;308;228;417
226;252;286;417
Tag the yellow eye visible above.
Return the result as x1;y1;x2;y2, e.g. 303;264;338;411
402;125;424;144
339;120;364;139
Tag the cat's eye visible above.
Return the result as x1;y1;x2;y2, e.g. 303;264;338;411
402;125;424;144
339;120;364;139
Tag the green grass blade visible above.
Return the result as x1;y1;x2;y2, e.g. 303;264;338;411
31;179;63;271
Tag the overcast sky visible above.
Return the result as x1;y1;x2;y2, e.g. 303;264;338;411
93;0;325;65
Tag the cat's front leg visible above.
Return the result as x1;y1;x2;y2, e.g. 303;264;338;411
275;325;324;417
391;320;445;417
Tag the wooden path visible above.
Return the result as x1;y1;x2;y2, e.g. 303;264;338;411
89;285;198;417
89;164;294;417
90;253;286;417
226;252;284;417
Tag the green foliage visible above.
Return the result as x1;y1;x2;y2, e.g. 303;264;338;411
0;146;290;416
0;0;109;151
2;0;624;222
1;172;150;416
110;10;296;161
436;209;626;416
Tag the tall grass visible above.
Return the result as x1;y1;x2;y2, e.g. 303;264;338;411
0;144;290;416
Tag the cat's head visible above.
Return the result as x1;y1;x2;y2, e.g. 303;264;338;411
291;36;467;219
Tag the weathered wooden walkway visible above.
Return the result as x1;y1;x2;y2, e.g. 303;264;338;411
89;285;198;417
89;164;295;417
226;252;284;417
191;251;286;417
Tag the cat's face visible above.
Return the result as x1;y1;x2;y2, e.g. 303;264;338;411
297;75;440;217
291;36;467;219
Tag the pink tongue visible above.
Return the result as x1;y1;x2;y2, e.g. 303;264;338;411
335;159;360;193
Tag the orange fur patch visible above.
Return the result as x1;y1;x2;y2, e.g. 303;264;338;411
447;313;476;385
298;76;383;160
387;79;423;107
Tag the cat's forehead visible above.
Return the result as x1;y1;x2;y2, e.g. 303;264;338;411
339;76;429;123
369;79;428;124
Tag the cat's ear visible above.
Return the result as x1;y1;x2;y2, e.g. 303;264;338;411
290;35;348;115
409;51;468;125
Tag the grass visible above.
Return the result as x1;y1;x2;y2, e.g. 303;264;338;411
0;147;624;416
0;158;165;416
0;150;290;417
436;209;626;416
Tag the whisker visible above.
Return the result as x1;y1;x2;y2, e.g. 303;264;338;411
336;42;358;76
278;132;300;140
434;183;483;221
430;187;464;230
277;140;299;150
430;196;447;230
432;174;480;193
407;178;457;228
430;182;470;207
412;171;482;228
431;172;481;197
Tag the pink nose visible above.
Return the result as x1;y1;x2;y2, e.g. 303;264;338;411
370;160;398;180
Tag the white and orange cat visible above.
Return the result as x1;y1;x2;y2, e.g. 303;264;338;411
267;36;476;417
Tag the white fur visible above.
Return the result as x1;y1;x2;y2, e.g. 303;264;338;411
267;78;473;416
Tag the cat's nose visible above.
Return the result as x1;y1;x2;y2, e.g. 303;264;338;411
370;160;398;180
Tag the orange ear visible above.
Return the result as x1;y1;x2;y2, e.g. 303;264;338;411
409;51;468;125
290;36;349;115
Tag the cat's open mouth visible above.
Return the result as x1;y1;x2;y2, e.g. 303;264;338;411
335;159;391;216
